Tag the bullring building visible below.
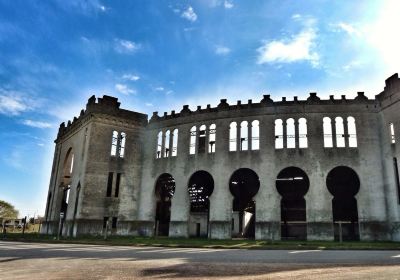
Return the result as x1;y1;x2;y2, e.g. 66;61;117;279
42;74;400;241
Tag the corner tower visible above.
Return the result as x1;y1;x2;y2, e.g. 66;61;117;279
42;95;147;236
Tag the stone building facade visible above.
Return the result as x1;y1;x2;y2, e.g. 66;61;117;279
42;74;400;241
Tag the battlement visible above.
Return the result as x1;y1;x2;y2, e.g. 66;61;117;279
56;95;147;140
149;91;375;123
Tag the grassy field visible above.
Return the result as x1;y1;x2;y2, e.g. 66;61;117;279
2;233;400;250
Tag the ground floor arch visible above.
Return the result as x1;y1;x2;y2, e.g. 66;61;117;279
276;167;309;240
229;168;260;238
154;173;176;236
327;166;360;241
188;170;214;237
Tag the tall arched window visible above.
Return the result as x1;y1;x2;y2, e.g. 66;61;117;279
198;125;207;153
323;117;333;148
390;123;396;144
208;124;216;153
286;118;295;148
275;119;283;149
119;132;126;158
298;118;308;148
347;117;357;148
240;121;248;151
156;131;163;158
171;129;178;156
111;131;118;156
335;117;345;147
189;126;196;155
251;120;259;150
229;122;237;151
164;130;170;157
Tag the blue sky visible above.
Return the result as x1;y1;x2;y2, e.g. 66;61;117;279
0;0;399;217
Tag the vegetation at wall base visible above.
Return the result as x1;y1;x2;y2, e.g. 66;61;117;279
2;233;400;250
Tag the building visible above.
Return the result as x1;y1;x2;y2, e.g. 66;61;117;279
42;74;400;241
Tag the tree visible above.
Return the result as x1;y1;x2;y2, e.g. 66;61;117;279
0;200;19;219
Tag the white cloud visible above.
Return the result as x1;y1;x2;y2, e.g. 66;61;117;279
0;92;32;116
114;39;140;53
224;0;234;9
22;120;52;129
257;21;319;67
333;22;361;37
122;74;140;81
215;45;231;55
181;6;197;22
154;87;164;91
115;84;136;95
145;103;153;107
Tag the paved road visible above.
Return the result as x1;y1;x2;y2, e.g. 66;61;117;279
1;241;400;279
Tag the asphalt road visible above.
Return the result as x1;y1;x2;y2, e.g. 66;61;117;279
1;241;400;279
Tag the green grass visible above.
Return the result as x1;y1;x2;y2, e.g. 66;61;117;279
2;233;400;250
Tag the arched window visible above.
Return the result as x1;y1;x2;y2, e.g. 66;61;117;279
171;129;178;156
164;130;170;157
119;132;126;158
189;126;196;155
390;123;396;144
251;120;259;150
198;125;207;153
323;117;333;148
156;131;162;158
298;118;308;148
111;131;118;156
275;119;283;149
229;122;237;151
347;117;357;148
208;124;216;153
335;117;345;147
240;121;248;151
286;118;295;148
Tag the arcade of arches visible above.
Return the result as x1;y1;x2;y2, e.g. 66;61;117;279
154;166;360;240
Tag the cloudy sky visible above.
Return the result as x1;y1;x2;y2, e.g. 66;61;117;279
0;0;399;217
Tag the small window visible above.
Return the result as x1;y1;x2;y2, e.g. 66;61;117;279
208;124;216;153
229;122;237;151
106;172;113;197
298;118;308;148
119;132;126;158
111;131;118;156
335;117;345;147
172;129;178;156
390;123;396;144
347;117;357;148
103;217;109;229
251;120;259;150
190;126;196;155
323;117;333;148
240;121;248;151
275;119;283;149
156;131;162;158
286;118;295;149
198;125;207;153
115;173;121;198
112;217;118;229
164;130;170;157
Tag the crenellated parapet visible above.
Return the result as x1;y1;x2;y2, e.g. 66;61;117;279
56;95;148;142
149;91;377;124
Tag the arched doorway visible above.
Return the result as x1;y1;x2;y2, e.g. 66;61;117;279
276;167;309;240
229;168;260;238
327;166;360;241
188;170;214;237
154;173;175;236
59;148;74;236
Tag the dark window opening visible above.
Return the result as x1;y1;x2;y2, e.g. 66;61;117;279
106;172;113;197
394;158;400;204
112;217;117;229
276;167;309;240
115;173;121;198
229;168;260;238
103;217;109;229
155;173;176;236
198;127;206;153
327;166;360;241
